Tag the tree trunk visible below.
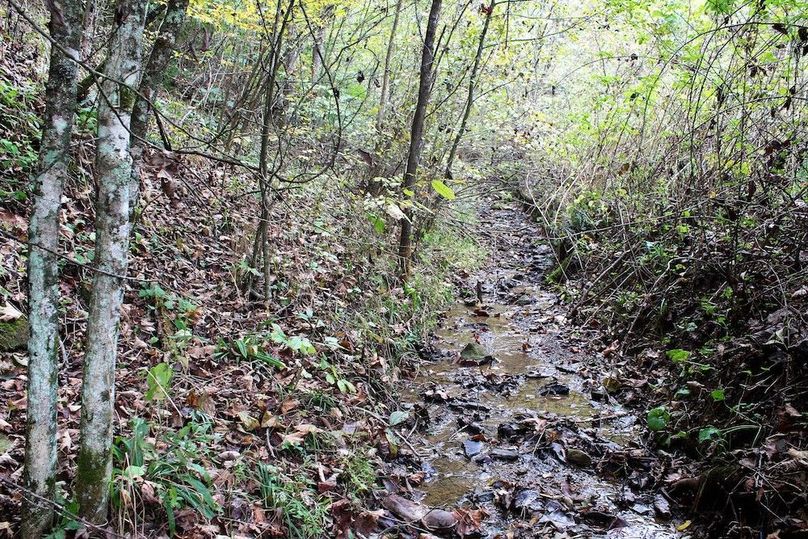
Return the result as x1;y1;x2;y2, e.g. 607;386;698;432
397;0;442;280
311;4;334;82
376;0;403;134
248;0;295;303
129;0;189;220
445;1;494;179
75;0;147;524
22;1;84;536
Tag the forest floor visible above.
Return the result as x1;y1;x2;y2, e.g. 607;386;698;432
382;204;689;538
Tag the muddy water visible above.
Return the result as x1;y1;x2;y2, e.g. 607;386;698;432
403;207;679;538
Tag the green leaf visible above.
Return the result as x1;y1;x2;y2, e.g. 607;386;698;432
145;363;173;401
122;465;146;480
389;410;409;426
431;179;456;200
253;350;286;369
647;406;670;431
367;213;385;234
235;338;248;358
666;349;690;363
710;388;725;401
698;426;722;443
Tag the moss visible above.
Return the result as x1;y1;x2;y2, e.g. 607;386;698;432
76;446;112;522
119;84;136;111
0;317;28;351
546;255;573;284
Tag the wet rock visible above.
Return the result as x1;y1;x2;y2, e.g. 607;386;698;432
423;509;458;530
448;399;490;412
513;489;543;513
590;388;607;401
581;509;627;530
539;499;575;530
566;448;592;467
497;422;524;440
631;502;652;515
460;342;487;361
458;418;484;435
459;342;495;366
515;295;534;306
382;494;427;522
490;448;519;461
525;370;552;379
539;382;570;396
422;386;449;403
653;494;672;519
473;488;495;503
463;439;484;458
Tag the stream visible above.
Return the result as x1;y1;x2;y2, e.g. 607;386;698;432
397;206;681;538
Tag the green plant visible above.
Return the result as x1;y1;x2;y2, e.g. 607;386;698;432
343;453;376;496
257;464;329;538
319;357;356;394
647;406;671;432
113;416;221;536
216;335;286;369
270;323;316;355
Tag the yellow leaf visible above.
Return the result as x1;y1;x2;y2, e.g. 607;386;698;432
676;520;692;531
238;411;259;431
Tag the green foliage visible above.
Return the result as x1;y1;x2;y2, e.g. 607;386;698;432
647;406;671;431
145;363;173;401
113;416;221;536
666;349;690;363
257;464;329;538
343;453;376;495
319;357;356;394
431;179;456;200
216;335;286;369
0;79;39;189
698;426;722;443
270;323;316;356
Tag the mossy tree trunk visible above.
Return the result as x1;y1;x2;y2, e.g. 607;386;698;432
76;0;147;524
22;0;85;536
397;0;442;280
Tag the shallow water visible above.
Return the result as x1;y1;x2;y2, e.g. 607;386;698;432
402;208;679;538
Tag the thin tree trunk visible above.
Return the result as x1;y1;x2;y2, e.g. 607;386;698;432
129;0;189;220
75;0;147;524
445;1;494;179
311;4;333;82
376;0;403;133
397;0;442;280
366;0;404;196
247;0;294;301
22;1;84;536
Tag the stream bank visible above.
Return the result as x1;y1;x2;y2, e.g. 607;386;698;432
385;204;683;538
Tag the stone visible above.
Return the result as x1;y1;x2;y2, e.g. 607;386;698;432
0;316;28;352
460;342;487;361
565;448;592;467
513;489;543;513
463;439;484;458
422;509;458;530
539;382;570;396
590;389;608;401
490;448;519;461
